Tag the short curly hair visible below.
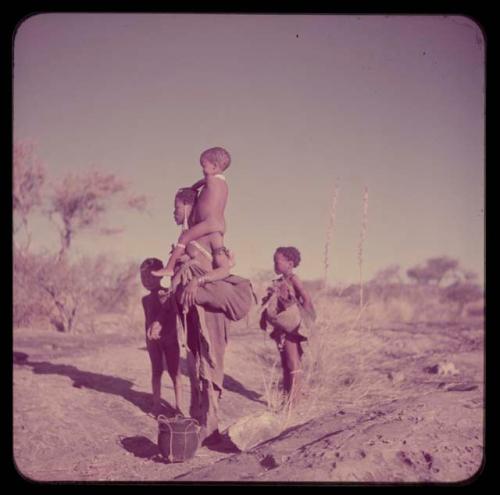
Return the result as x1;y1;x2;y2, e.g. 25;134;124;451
175;187;197;205
200;147;231;171
275;246;301;267
140;257;163;274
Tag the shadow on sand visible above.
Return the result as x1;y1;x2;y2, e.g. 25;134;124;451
137;347;266;406
118;435;169;463
14;351;177;417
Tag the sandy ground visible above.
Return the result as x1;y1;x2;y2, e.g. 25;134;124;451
13;318;484;483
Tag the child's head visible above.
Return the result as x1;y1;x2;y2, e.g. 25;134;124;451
140;257;163;291
273;246;301;275
200;147;231;176
173;187;197;226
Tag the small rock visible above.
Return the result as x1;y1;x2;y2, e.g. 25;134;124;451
397;451;414;468
341;374;355;386
424;362;459;376
224;411;283;452
446;383;478;392
259;454;279;470
387;371;405;383
422;451;433;469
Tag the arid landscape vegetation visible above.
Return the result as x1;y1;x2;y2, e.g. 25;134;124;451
13;140;484;483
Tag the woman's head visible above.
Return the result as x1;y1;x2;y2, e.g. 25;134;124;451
173;188;197;226
274;246;301;275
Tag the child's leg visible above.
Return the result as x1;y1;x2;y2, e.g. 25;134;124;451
278;347;291;395
283;338;303;406
147;341;164;414
178;217;225;246
153;217;226;276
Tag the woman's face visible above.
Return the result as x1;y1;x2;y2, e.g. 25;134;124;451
274;251;293;275
173;199;192;225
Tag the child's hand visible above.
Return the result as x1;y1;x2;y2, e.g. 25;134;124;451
147;321;162;340
158;289;170;304
261;287;274;306
191;178;206;190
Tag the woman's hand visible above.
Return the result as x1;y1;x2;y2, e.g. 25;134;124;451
181;278;199;308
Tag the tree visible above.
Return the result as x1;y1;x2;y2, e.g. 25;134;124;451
406;265;434;285
444;282;483;317
47;170;147;260
407;256;459;285
370;264;402;285
13;140;45;250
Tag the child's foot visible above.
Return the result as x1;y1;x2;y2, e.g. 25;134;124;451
151;268;174;277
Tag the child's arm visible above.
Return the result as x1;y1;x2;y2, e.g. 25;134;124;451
290;274;316;317
142;296;149;331
190;178;206;190
177;175;226;244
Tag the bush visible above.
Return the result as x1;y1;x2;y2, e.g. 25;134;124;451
13;250;141;332
444;282;484;316
13;250;53;327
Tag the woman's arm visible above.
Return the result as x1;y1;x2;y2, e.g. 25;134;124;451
180;234;231;307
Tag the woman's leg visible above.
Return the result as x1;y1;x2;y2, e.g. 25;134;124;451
186;349;201;420
164;340;184;415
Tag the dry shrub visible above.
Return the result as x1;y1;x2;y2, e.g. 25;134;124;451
257;278;484;421
13;250;53;328
13;249;141;333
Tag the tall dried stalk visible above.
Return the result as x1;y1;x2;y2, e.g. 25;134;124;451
323;181;340;290
358;186;369;310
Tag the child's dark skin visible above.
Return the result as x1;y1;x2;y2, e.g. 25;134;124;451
270;250;315;408
141;264;184;417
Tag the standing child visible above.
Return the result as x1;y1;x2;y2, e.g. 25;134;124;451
152;146;231;279
140;258;184;417
260;247;316;408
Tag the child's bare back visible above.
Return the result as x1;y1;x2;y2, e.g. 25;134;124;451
192;174;228;234
154;147;231;278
